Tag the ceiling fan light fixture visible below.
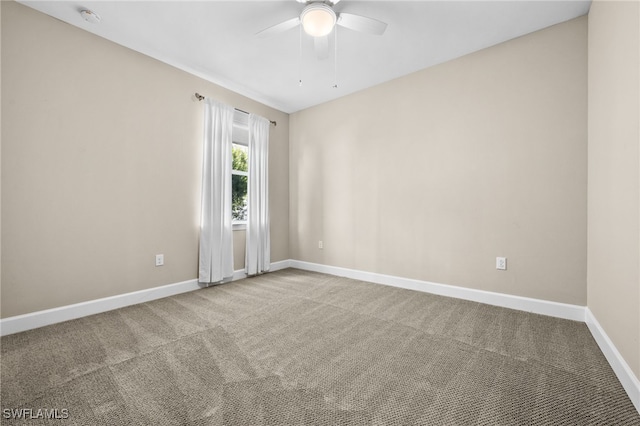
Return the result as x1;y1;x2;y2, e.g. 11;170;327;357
301;3;336;37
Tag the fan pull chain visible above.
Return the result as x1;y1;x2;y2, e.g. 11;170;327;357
298;25;303;87
333;27;338;89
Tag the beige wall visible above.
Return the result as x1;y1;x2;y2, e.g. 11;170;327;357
1;1;289;318
587;0;640;379
290;17;588;305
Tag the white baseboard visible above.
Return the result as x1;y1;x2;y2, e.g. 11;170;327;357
231;259;292;281
0;260;292;337
0;278;201;337
270;259;293;271
289;260;585;322
585;308;640;412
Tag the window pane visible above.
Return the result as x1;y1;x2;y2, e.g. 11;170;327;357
232;144;248;172
232;174;248;222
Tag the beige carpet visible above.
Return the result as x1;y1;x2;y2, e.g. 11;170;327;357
1;268;638;425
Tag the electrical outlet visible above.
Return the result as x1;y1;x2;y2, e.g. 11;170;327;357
318;240;323;249
496;257;507;270
155;254;164;267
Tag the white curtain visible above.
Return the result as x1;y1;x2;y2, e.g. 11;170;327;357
199;98;235;284
245;114;271;275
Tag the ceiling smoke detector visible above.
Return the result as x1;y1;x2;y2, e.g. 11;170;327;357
80;9;101;24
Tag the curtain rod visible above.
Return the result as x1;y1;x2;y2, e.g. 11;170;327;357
194;93;276;127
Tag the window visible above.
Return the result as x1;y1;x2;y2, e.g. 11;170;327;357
231;110;249;226
232;143;248;223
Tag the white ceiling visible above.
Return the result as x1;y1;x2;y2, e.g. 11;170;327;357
18;1;591;113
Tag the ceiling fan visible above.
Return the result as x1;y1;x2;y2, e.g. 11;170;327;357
256;0;388;60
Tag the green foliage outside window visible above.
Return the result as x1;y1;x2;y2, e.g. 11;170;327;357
232;144;248;222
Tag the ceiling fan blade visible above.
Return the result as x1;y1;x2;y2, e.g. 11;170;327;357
337;13;387;36
256;17;300;37
314;35;329;60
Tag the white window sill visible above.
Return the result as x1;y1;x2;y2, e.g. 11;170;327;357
233;222;247;231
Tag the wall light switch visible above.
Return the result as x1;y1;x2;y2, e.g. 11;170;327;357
496;257;507;270
318;241;323;249
155;254;164;267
